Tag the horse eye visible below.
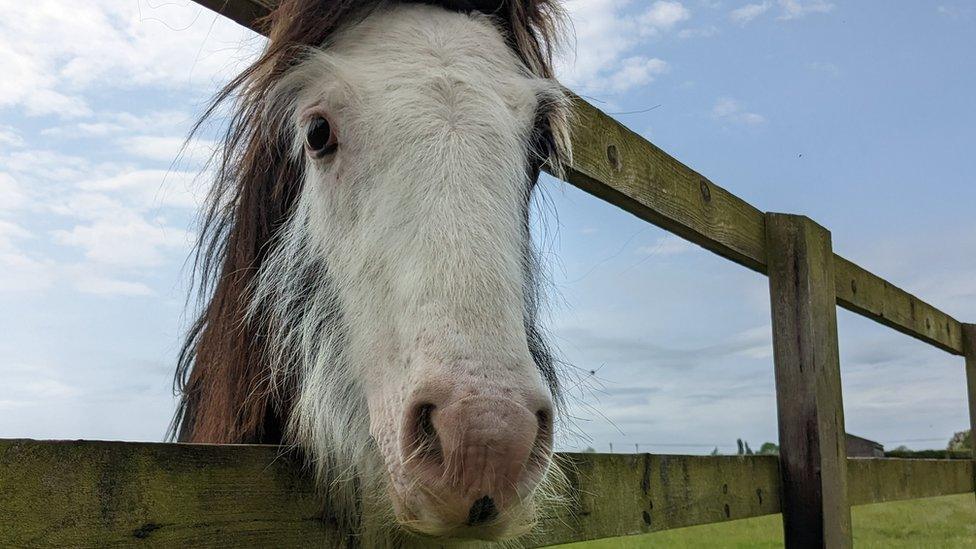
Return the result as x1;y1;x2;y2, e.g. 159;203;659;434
305;116;337;158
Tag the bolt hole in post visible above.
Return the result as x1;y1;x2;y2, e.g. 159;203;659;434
699;180;712;203
606;143;621;171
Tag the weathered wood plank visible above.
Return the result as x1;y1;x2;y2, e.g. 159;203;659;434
562;96;768;272
187;0;967;356
0;439;346;548
2;440;972;548
0;440;785;548
847;458;975;505
407;453;785;548
964;324;976;502
765;214;852;548
833;256;965;354
525;453;783;547
193;0;275;29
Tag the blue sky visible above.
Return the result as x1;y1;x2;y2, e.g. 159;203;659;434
1;0;973;454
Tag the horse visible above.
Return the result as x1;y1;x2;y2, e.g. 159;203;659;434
172;0;571;541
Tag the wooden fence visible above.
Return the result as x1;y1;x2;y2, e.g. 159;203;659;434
1;439;973;547
2;1;974;547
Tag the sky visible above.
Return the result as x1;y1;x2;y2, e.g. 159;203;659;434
0;0;974;455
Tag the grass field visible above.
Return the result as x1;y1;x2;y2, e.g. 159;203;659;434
562;494;975;548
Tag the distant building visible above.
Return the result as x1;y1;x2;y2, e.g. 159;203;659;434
846;433;884;457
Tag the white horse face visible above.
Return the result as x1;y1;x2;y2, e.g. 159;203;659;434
262;5;565;539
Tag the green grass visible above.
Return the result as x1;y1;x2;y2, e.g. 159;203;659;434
561;494;976;548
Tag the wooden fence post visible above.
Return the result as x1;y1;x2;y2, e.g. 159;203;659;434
765;213;852;548
963;324;976;499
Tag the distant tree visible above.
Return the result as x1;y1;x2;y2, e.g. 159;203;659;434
736;439;757;455
582;447;596;453
759;442;779;455
947;430;972;451
892;445;911;452
710;447;721;456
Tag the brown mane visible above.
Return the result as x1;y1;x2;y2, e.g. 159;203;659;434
171;0;565;443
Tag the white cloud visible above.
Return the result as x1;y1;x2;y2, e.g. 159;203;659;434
0;148;109;185
936;5;973;20
0;143;202;293
559;0;691;94
0;0;260;118
72;272;154;297
606;57;670;93
120;135;216;164
729;0;833;24
0;219;30;250
80;169;207;211
41;111;191;139
729;325;774;360
639;1;692;34
0;35;92;117
0;227;160;296
0;173;27;210
712;97;767;125
730;2;772;24
0;221;58;292
0;124;23;147
52;214;192;268
0;253;56;293
777;0;834;20
2;138;207;216
47;192;135;222
25;90;92;119
121;136;183;162
678;26;719;39
2;365;79;401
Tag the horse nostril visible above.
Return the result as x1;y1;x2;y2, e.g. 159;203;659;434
536;408;552;434
530;408;554;466
408;403;442;463
467;495;498;526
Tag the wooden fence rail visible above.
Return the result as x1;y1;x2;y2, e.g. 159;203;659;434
1;440;973;548
4;1;971;548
